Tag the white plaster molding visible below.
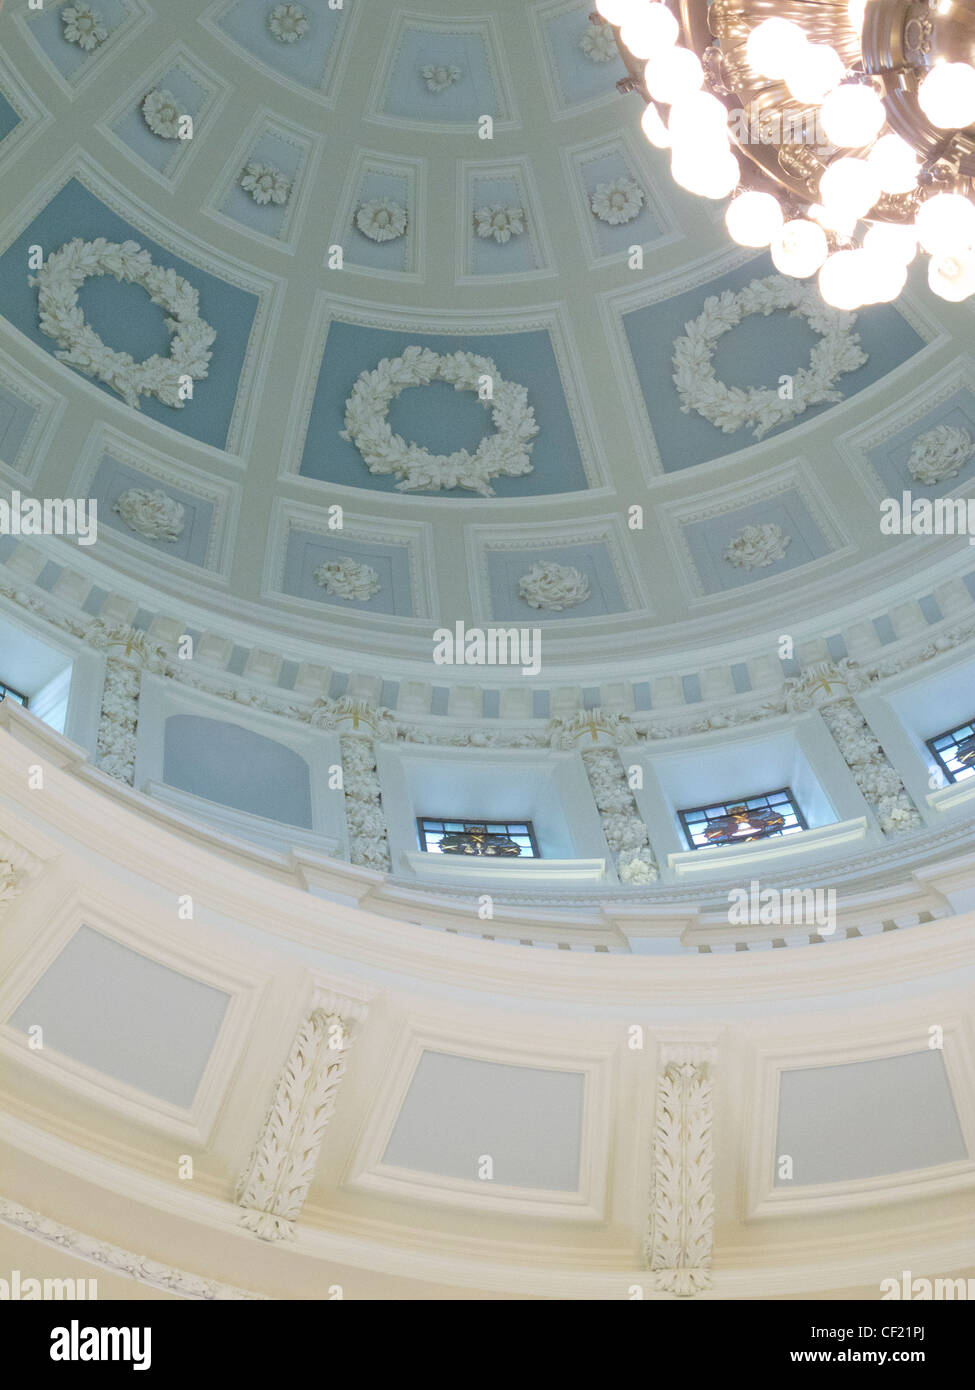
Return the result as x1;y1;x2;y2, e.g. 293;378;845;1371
236;1004;361;1240
341;733;391;872
582;747;657;884
0;1197;266;1299
819;698;922;835
644;1056;714;1295
0;832;44;915
31;239;215;411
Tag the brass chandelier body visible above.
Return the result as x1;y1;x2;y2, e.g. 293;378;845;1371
602;0;975;302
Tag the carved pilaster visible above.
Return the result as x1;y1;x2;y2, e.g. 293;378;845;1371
236;999;364;1240
340;733;391;872
819;698;922;834
89;624;169;786
581;746;658;885
644;1046;714;1296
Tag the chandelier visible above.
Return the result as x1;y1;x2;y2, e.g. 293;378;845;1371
595;0;975;307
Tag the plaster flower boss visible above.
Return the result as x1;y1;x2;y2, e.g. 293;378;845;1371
356;199;408;243
314;557;381;601
518;562;591;610
267;4;308;42
590;178;645;226
724;523;791;569
474;205;526;244
114;489;186;543
673;275;868;440
240;162;291;207
31;238;216;411
142;90;184;140
907;424;974;485
61;4;108;50
341;346;539;496
420;64;461;93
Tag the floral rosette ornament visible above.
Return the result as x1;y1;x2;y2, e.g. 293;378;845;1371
723;522;791;569
907;424;974;485
420;63;461;93
142;90;184;140
240;162;291;207
114;488;185;542
313;557;381;601
30;238;216;411
590;178;644;226
61;4;108;51
341;346;539;496
355;198;408;243
672;275;868;439
518;561;591;610
579;22;618;62
474;205;525;244
267;4;308;42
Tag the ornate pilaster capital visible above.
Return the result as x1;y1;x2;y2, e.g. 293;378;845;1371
783;658;868;712
0;831;44;914
547;708;638;750
87;620;169;674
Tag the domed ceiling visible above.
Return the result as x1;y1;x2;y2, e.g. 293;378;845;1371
1;0;974;698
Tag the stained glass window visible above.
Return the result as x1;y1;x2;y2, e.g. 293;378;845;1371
0;681;28;708
926;718;975;785
416;817;539;857
677;787;807;850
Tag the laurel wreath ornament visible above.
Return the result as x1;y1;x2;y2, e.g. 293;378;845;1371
672;275;868;440
30;239;216;411
341;346;539;496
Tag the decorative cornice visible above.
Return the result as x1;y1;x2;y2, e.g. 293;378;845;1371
644;1057;714;1296
0;1197;267;1300
236;1004;362;1240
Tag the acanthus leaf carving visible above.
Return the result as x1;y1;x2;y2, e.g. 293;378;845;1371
236;1006;360;1240
644;1057;714;1295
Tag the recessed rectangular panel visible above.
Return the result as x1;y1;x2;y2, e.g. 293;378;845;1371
775;1051;967;1186
384;1050;585;1191
9;927;230;1108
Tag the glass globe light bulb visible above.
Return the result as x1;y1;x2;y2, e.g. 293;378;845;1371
770;219;829;277
671;149;739;199
620;3;679;58
644;46;703;104
640;102;671;148
667;92;728;143
818;250;867;309
820;83;886;147
784;45;846;106
859;248;909;303
848;0;867;34
928;250;975;301
745;18;807;78
725;191;783;247
918;62;975;130
595;0;633;23
810;201;858;238
867;133;920;194
915;193;975;255
863;221;917;265
819;157;882;219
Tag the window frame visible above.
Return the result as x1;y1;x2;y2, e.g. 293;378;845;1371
415;815;540;858
0;680;28;708
676;786;807;851
926;718;975;785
